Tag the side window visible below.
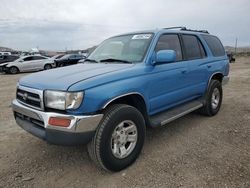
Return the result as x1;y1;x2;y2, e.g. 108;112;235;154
202;35;225;57
33;56;46;60
155;34;183;61
182;35;205;60
23;57;33;61
198;41;206;58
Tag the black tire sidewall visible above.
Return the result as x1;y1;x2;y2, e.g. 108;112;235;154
44;64;52;70
207;80;223;115
9;66;18;74
98;106;145;171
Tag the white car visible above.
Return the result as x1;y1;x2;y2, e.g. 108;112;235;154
2;55;54;74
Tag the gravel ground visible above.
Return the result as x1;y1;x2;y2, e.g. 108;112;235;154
0;57;249;188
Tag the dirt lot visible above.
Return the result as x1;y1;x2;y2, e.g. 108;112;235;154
0;57;249;188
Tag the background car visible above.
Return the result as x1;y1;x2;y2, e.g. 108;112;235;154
0;55;19;64
42;54;65;69
55;54;86;67
77;57;87;63
227;52;236;63
2;55;50;74
0;55;19;72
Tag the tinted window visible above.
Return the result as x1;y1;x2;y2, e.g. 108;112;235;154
202;35;225;57
75;55;82;59
198;41;206;58
69;55;76;59
33;56;46;60
155;34;182;61
182;35;205;60
23;57;33;61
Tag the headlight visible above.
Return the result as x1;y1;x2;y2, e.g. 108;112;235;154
44;90;84;110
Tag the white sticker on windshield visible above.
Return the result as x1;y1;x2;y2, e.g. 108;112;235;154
132;34;152;40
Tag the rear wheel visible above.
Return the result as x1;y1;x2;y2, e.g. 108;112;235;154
9;66;19;74
88;104;146;172
44;64;52;70
199;79;222;116
58;63;64;67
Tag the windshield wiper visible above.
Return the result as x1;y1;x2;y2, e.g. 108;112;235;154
100;58;132;64
84;58;99;63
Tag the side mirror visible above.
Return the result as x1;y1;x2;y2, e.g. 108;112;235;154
19;59;24;62
154;50;176;65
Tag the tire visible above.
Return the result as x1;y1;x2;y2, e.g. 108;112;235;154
88;104;146;172
58;63;64;67
44;64;52;70
199;79;223;116
9;66;19;74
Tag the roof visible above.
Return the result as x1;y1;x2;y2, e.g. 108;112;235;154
114;27;211;38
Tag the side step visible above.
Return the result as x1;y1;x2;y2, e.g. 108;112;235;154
150;100;203;127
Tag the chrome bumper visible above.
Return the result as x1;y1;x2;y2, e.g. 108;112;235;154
12;99;103;145
222;76;229;85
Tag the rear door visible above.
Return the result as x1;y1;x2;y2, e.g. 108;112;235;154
31;56;48;70
181;34;208;98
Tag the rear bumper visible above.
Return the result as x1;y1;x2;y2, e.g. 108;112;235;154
12;99;103;145
222;76;229;85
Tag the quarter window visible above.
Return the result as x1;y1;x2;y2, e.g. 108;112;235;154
202;35;225;57
182;35;205;60
155;34;183;61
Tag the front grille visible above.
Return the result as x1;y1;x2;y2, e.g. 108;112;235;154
16;88;42;109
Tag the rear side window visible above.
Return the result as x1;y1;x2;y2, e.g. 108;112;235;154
182;35;206;60
155;34;183;61
33;56;46;60
202;35;225;57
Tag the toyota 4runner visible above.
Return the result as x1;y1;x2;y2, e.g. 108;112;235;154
12;27;229;171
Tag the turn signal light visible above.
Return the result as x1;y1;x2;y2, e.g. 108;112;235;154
48;117;71;127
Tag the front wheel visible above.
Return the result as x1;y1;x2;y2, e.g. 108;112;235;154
9;66;19;74
88;104;146;172
44;64;52;70
199;79;223;116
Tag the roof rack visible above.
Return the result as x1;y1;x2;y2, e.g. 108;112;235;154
163;26;187;30
163;26;209;34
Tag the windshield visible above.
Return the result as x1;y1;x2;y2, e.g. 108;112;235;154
88;33;153;63
60;54;71;59
14;57;24;62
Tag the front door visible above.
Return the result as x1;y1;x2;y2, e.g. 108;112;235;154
148;34;190;115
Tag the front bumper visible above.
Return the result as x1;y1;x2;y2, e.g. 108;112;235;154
12;99;103;145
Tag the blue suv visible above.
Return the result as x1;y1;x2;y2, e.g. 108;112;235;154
12;27;229;171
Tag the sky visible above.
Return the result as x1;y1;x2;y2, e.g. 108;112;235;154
0;0;250;51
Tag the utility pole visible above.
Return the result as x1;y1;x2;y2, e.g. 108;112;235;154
234;37;238;54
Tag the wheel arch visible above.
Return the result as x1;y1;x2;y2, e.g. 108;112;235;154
207;72;224;88
44;63;52;69
8;66;20;73
102;93;150;126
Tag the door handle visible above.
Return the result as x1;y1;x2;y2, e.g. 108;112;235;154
207;65;212;68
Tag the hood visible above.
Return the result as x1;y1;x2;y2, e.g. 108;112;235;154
0;62;9;66
6;61;19;67
19;63;134;90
